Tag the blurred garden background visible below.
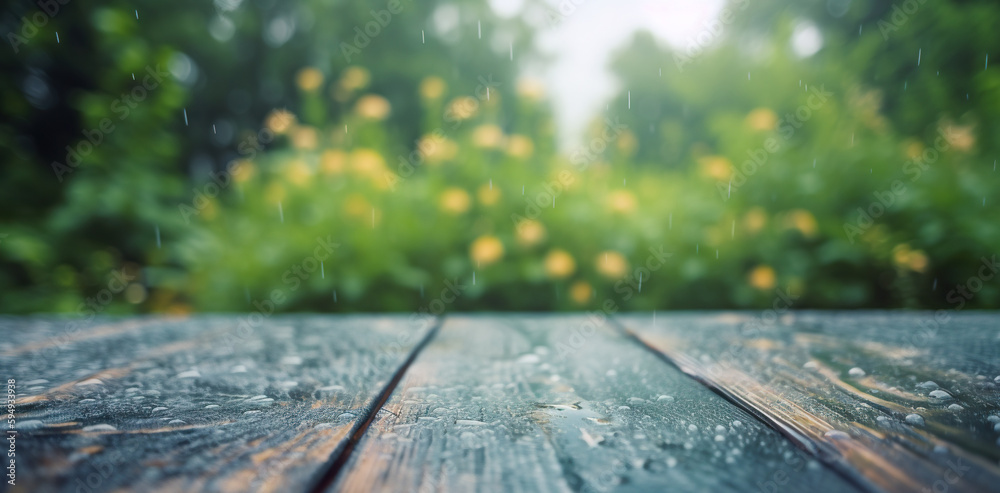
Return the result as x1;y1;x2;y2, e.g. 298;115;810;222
2;0;1000;314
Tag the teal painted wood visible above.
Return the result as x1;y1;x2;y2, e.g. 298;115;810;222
330;315;858;493
618;311;1000;493
1;315;433;493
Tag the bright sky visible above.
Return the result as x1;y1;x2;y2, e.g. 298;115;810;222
490;0;727;148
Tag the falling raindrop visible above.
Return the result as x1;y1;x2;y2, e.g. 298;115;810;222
747;72;750;80
135;9;139;20
659;67;662;76
333;291;338;302
321;262;325;279
813;158;817;168
473;272;476;285
716;249;719;259
421;30;425;43
696;244;699;255
638;272;642;293
155;225;161;248
509;42;513;61
344;124;348;133
628;91;631;109
986;54;990;70
932;278;938;291
183;108;189;126
132;73;135;80
489;179;492;190
486;87;490;100
278;201;284;223
478;20;481;39
212;124;216;134
858;24;862;35
917;49;921;66
624;178;626;186
851;133;854;146
904;81;907;91
56;32;59;43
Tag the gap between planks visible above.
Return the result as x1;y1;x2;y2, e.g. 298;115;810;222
607;315;879;493
305;316;446;493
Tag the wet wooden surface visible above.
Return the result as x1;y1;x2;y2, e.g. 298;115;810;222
618;311;1000;493
1;315;435;493
330;315;855;493
3;312;999;492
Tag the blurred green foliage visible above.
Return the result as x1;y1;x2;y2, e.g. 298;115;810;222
2;0;999;314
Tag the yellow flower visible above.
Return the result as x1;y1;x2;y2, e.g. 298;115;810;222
517;78;545;101
785;209;818;237
478;184;501;205
350;148;386;178
419;76;446;100
470;235;504;266
285;160;312;186
296;67;324;92
419;135;458;164
344;193;370;218
505;135;534;158
515;219;546;246
941;123;975;151
472;124;504;148
265;182;286;204
892;244;929;273
321;149;347;174
544;249;576;279
748;265;776;290
607;190;637;214
291;126;318;150
439;188;471;214
744;207;768;234
596;251;628;279
903;139;924;159
355;94;391;120
339;66;370;92
232;160;255;183
570;281;592;305
746;108;778;131
616;130;638;156
698;155;732;180
447;96;478;121
266;109;295;134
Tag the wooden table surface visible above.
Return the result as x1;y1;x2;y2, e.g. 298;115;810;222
2;312;998;493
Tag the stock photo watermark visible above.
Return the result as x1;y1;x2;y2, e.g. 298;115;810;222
51;65;171;182
718;86;833;200
6;0;72;54
843;127;957;243
385;75;501;190
340;0;408;62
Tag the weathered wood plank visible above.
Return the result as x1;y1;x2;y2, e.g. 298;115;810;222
618;311;1000;493
330;314;859;492
2;315;434;492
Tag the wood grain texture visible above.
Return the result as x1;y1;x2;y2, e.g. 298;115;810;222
618;311;1000;493
331;314;858;493
2;315;433;493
